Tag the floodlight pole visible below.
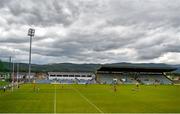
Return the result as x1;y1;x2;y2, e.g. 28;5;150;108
28;35;32;82
28;28;35;83
9;56;11;80
12;60;14;91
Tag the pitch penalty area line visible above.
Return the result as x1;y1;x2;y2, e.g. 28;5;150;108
74;88;104;113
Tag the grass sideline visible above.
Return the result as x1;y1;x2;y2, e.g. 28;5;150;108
0;84;180;113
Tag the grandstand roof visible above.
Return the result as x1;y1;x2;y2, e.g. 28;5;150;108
97;65;177;72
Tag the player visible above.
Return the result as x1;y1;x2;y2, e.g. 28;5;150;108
3;86;6;92
136;82;139;88
132;82;139;92
85;82;88;86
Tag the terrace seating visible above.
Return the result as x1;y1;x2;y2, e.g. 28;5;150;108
97;73;172;85
36;78;96;84
36;79;53;84
118;75;138;84
75;78;96;84
98;74;114;84
98;73;138;84
58;79;75;84
138;74;172;85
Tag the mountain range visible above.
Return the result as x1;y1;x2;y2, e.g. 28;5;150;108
0;61;180;73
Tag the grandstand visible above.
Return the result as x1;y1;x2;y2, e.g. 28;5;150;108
96;65;176;85
46;72;96;84
34;65;176;85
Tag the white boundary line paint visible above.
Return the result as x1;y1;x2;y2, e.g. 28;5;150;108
74;88;104;113
54;85;57;114
0;112;180;114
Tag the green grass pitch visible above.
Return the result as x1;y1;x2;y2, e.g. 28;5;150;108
0;81;9;86
0;84;180;113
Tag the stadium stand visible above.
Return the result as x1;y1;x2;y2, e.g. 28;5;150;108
97;65;176;85
98;74;114;84
36;79;53;84
46;72;96;84
34;65;176;85
137;73;172;84
98;73;138;84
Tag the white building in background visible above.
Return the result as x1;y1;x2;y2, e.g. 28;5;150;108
12;72;35;80
48;72;95;80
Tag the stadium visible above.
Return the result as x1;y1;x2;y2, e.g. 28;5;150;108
1;0;180;113
1;63;180;113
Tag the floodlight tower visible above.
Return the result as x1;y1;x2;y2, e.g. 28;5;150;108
28;28;35;82
12;59;14;91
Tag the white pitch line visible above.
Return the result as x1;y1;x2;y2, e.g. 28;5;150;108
74;88;104;113
54;85;56;114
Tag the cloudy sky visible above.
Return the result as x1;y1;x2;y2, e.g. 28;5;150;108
0;0;180;64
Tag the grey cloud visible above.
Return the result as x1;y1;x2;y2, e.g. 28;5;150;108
1;0;180;64
106;0;180;31
3;0;80;26
0;37;27;43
